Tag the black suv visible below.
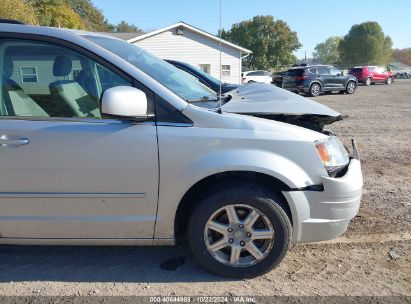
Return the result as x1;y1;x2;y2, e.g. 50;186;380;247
282;65;357;97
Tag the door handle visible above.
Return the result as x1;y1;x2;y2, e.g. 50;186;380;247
0;136;29;146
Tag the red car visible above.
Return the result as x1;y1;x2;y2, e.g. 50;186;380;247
349;66;394;86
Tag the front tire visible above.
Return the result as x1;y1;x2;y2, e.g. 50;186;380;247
386;77;393;85
345;81;357;94
309;83;321;97
187;182;291;278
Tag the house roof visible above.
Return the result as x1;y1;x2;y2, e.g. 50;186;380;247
127;21;252;54
102;32;144;41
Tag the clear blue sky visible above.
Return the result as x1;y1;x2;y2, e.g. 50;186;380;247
93;0;411;59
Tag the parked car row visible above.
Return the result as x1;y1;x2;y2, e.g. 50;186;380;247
275;64;396;97
282;65;358;97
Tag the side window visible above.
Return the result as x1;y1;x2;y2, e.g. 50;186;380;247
308;68;317;74
317;67;330;75
329;68;340;76
0;39;131;118
376;67;385;74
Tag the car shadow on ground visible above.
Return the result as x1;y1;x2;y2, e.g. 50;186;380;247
0;244;230;283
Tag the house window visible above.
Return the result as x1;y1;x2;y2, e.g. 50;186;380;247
222;65;231;76
72;69;82;79
20;66;38;83
199;64;211;74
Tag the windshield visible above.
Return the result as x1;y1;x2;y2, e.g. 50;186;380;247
186;63;221;87
83;35;218;103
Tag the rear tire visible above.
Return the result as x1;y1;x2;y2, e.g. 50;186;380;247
187;181;291;278
365;77;372;86
309;83;321;97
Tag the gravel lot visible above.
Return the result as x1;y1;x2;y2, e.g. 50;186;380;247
0;80;410;298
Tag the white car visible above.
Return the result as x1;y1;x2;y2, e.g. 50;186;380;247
241;70;272;84
0;21;363;279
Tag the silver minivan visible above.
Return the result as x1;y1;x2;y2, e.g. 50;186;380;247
0;22;363;278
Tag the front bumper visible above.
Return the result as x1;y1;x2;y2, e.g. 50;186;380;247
283;141;363;243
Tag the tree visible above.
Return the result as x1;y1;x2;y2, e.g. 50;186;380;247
0;0;38;25
115;20;142;32
339;21;392;66
66;0;106;31
220;15;301;69
313;36;342;64
393;48;411;66
27;0;85;29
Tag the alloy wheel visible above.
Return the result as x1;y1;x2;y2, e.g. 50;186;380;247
365;78;372;86
204;204;274;267
311;84;320;96
347;82;356;93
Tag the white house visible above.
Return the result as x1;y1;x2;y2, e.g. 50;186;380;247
107;22;252;84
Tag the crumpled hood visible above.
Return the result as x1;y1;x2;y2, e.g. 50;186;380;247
221;82;341;117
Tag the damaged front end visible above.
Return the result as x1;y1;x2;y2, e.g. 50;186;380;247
252;113;343;133
221;82;343;133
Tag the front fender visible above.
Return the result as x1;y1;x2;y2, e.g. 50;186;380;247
154;148;316;239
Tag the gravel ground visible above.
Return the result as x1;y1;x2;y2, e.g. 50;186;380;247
0;80;410;298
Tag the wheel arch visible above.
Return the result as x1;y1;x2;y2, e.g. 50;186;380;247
174;171;294;242
309;81;322;90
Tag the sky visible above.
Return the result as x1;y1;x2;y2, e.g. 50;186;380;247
93;0;411;59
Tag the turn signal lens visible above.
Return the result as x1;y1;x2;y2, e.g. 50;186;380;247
315;143;330;164
315;137;349;176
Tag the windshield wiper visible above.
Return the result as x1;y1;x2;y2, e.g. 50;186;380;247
188;95;218;103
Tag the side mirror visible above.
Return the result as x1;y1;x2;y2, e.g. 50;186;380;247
101;86;153;121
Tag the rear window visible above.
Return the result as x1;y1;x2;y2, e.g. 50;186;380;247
286;69;304;76
351;68;363;73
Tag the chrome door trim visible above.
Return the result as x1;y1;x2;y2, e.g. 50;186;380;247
0;116;155;125
0;215;155;221
0;192;146;198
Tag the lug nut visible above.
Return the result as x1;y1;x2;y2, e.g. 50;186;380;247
240;241;245;247
227;228;233;232
229;238;234;244
246;232;252;237
239;224;244;228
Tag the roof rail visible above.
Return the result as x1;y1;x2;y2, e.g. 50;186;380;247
0;19;26;25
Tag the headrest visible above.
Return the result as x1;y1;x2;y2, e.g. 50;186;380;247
4;58;14;79
53;56;72;77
